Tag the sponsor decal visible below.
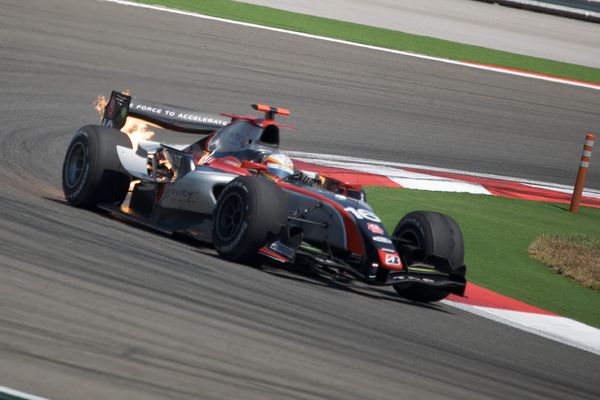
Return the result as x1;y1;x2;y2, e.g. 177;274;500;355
367;223;384;234
176;113;228;125
131;103;229;126
377;247;403;269
372;236;392;244
223;159;241;168
385;254;401;265
269;241;295;259
344;207;381;222
134;104;162;114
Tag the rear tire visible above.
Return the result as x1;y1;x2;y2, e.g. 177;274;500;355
212;176;287;263
392;211;464;302
62;125;131;208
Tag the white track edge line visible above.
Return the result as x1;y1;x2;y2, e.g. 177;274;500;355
98;0;600;91
442;301;600;356
0;386;51;400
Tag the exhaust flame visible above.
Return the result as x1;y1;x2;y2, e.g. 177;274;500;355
93;92;154;151
93;95;108;119
121;117;155;151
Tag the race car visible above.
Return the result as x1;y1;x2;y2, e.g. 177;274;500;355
62;91;466;302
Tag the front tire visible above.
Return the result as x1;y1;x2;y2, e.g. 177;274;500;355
392;211;464;302
62;125;131;208
211;176;287;263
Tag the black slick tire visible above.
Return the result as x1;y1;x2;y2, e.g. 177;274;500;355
62;125;132;208
211;176;287;263
392;211;464;302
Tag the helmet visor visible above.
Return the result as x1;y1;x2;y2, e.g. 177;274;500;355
266;162;294;179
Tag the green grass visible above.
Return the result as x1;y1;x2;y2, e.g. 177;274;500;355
366;187;600;328
136;0;600;84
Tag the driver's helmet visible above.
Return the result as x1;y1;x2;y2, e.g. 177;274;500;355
261;153;294;181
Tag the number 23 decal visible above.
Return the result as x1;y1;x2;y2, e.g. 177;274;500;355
344;207;381;222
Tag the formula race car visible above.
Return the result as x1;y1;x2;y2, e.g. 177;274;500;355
62;91;466;302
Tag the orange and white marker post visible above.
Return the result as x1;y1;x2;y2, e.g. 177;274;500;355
570;133;596;213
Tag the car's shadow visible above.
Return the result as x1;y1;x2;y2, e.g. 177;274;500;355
46;196;452;314
183;241;451;313
255;263;452;313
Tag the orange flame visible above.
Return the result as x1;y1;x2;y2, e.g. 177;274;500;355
121;117;155;151
93;92;154;151
93;95;108;119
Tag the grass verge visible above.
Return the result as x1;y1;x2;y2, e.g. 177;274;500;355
135;0;600;84
366;187;600;328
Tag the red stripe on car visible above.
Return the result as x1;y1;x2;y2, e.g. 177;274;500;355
279;183;365;256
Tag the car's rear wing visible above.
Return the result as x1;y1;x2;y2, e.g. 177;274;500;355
102;91;231;133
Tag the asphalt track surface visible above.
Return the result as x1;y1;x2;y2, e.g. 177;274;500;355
238;0;600;69
1;1;599;399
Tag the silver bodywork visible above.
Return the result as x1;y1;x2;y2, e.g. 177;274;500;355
158;170;232;214
117;140;348;248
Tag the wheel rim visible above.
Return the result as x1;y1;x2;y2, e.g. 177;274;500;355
395;228;425;266
64;142;87;189
215;192;245;241
398;229;420;248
